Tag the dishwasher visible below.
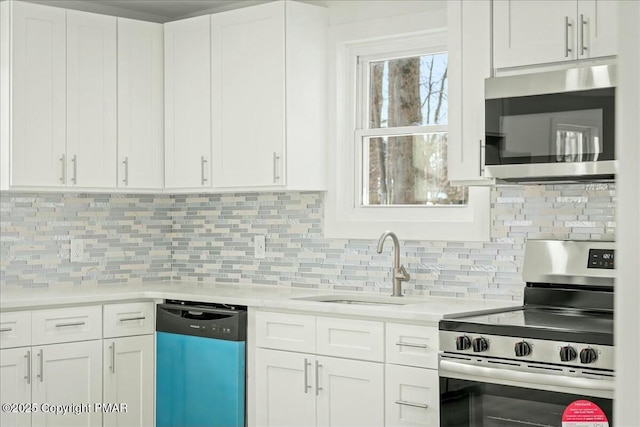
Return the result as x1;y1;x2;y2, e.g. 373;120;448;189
156;300;247;427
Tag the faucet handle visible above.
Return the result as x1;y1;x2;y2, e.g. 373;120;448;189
394;265;410;282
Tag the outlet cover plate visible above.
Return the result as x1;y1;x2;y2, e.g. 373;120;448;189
71;238;84;262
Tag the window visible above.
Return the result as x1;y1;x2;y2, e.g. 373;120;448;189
326;13;490;241
357;51;468;207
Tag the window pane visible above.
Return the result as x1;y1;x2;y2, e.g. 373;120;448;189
369;53;448;129
363;133;467;206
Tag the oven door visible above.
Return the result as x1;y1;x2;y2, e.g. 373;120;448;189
439;355;613;427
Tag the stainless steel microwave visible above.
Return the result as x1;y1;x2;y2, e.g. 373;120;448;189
484;64;616;183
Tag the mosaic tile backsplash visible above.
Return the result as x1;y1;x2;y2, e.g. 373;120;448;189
1;184;616;301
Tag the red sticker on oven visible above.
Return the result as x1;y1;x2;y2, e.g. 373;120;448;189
561;400;609;427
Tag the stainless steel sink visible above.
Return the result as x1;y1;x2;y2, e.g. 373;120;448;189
293;295;423;306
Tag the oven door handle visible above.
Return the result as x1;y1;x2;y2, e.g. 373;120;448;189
440;359;614;392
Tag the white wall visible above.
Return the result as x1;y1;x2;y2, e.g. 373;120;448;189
614;0;640;424
323;0;445;26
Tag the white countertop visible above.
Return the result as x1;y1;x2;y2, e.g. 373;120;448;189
0;281;521;323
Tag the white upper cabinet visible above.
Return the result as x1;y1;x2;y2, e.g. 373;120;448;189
66;10;117;188
493;0;617;69
117;18;164;190
1;1;66;189
211;1;327;190
447;0;494;184
579;0;617;59
164;15;212;189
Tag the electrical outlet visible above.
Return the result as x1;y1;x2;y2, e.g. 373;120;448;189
70;238;84;262
254;235;266;259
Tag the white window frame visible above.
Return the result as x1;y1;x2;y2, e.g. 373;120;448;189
325;11;490;241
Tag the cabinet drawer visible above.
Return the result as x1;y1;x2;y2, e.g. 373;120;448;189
316;316;383;362
32;305;102;345
385;364;439;427
103;302;155;338
386;323;438;369
0;311;31;349
256;311;316;353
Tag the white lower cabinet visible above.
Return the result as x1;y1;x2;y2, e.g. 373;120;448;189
102;301;155;427
385;365;439;427
255;348;384;427
385;323;440;427
0;341;104;427
103;335;154;427
31;340;103;427
253;312;439;427
0;302;155;427
0;347;31;427
316;355;384;427
255;349;316;427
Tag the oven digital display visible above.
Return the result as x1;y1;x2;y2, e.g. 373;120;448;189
588;249;614;269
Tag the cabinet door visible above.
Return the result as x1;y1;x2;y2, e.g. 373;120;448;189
385;323;438;369
31;341;102;427
447;0;493;184
103;302;155;339
579;0;617;59
316;356;384;427
66;10;117;188
385;365;439;427
211;2;285;188
9;1;66;188
117;18;164;190
0;348;31;427
103;335;154;427
493;0;578;68
164;15;211;189
255;311;316;353
316;316;384;362
0;310;31;349
255;348;316;427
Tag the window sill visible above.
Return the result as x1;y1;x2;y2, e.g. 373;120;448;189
324;187;491;241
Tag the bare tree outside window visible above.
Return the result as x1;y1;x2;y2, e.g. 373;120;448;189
363;53;467;206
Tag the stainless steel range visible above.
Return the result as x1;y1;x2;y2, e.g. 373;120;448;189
439;240;615;427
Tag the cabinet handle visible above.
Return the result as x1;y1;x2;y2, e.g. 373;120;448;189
272;152;280;183
71;154;78;184
580;14;588;55
38;349;44;382
54;321;86;328
315;360;323;395
25;351;31;384
303;358;312;394
201;156;208;185
564;17;573;58
0;327;12;332
479;139;485;177
119;316;146;322
109;342;116;374
60;154;66;183
395;400;428;409
122;157;129;186
396;342;428;349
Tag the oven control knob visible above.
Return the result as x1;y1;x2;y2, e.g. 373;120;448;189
559;346;577;362
472;337;489;352
514;341;531;357
455;336;472;351
579;347;598;364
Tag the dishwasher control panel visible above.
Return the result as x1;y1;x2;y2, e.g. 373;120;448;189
156;300;247;341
